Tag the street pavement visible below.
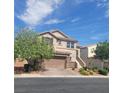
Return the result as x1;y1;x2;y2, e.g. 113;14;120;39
15;77;109;93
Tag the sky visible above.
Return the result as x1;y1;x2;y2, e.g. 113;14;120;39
14;0;109;46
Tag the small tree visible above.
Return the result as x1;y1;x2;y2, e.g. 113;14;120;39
14;29;54;71
95;41;109;60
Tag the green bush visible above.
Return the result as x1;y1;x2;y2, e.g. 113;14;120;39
79;68;94;75
92;67;98;70
104;67;109;72
92;67;99;73
98;69;108;75
88;70;94;75
83;67;88;70
80;70;90;75
79;68;84;72
24;64;32;72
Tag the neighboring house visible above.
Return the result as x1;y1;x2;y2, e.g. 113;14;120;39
80;44;109;69
80;44;97;59
39;29;86;69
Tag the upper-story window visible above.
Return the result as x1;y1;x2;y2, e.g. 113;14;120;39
42;37;53;45
67;42;75;48
67;42;70;48
71;42;74;48
57;40;61;45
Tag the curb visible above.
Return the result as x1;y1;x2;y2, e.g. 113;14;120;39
14;75;109;78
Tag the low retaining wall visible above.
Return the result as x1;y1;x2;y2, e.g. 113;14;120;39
84;58;109;69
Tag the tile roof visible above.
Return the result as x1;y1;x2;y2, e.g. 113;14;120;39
39;30;78;42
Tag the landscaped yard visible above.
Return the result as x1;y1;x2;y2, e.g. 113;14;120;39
79;67;109;76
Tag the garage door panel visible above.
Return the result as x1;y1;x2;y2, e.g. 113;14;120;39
44;57;66;69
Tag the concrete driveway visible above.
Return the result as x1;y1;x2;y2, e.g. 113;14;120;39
15;68;82;77
41;68;81;76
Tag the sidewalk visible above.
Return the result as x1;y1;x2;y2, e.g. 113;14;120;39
14;73;109;78
14;68;109;78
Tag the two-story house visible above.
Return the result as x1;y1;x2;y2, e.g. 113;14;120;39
39;29;86;69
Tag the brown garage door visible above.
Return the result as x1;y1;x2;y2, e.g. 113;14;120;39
44;56;66;69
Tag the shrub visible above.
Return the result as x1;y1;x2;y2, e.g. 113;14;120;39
80;70;90;75
92;67;99;73
83;67;88;70
79;68;94;75
88;70;94;75
104;67;109;72
92;67;98;70
79;68;84;72
24;64;32;72
98;69;108;75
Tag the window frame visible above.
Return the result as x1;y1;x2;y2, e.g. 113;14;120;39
71;42;74;48
67;41;75;48
67;42;70;48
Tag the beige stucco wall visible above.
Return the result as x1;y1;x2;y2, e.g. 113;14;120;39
52;32;66;38
55;41;77;49
55;40;67;48
55;48;77;61
80;44;97;58
55;48;83;68
87;45;97;58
